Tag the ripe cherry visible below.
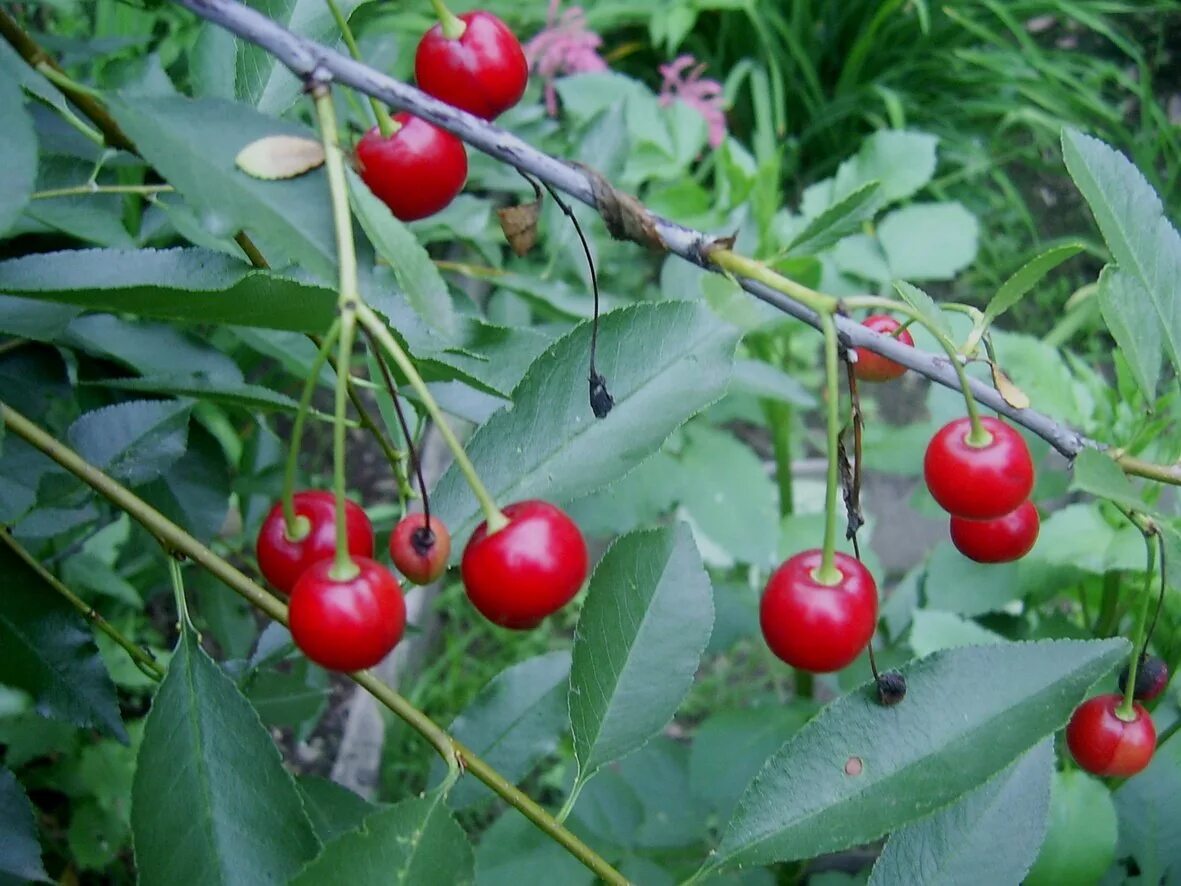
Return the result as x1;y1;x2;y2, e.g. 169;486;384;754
853;315;915;383
949;499;1040;563
289;557;406;672
760;550;878;673
924;416;1034;520
415;11;528;120
390;513;452;585
1066;693;1155;777
256;491;374;595
460;500;588;629
1118;654;1170;702
354;113;467;222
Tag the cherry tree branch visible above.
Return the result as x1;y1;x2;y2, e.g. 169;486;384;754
162;0;1121;464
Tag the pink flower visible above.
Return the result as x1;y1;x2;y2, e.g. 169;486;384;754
658;55;727;148
524;0;608;116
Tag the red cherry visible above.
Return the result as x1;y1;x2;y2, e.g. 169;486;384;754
949;499;1040;563
390;513;452;585
289;557;406;672
415;11;528;120
853;315;915;382
460;500;588;629
354;113;467;222
1066;693;1155;777
760;550;879;673
924;416;1034;519
256;491;374;595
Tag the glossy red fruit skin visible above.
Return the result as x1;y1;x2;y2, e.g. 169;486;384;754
390;513;452;585
760;550;879;673
1066;693;1155;777
461;500;589;630
853;315;915;382
354;113;467;222
949;499;1040;563
924;416;1034;519
289;557;406;672
415;11;528;120
256;491;374;595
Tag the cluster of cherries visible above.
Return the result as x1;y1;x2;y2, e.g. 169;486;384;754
256;492;588;672
354;8;529;221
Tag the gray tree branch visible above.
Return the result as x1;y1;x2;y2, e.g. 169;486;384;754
173;0;1094;459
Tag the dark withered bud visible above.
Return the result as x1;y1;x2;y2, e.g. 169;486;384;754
1118;654;1170;702
589;372;614;418
876;671;907;706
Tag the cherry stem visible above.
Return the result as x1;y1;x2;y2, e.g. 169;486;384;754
282;319;341;538
842;294;991;446
0;530;164;681
361;324;430;526
314;84;363;582
1118;515;1158;720
167;554;196;635
31;183;173;200
357;304;508;534
532;174;612;418
814;313;842;586
324;0;393;137
708;248;837;316
0;403;625;886
429;0;466;39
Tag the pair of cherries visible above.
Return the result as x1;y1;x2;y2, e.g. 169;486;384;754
256;492;588;672
1066;656;1169;777
855;315;1040;564
354;10;529;221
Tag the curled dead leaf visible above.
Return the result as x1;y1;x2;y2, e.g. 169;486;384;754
497;199;542;256
991;364;1031;409
235;135;325;180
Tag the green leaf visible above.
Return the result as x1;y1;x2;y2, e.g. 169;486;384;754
923;543;1022;616
244;658;329;740
0;296;79;341
62;313;242;380
291;796;473;885
1114;727;1181;883
131;630;319;885
869;739;1052;885
430;651;571;809
1070;447;1146;513
677;425;778;567
569;524;713;789
475;811;593;886
0;767;50;883
908;609;1004;657
88;375;311;416
787;182;880;256
0;73;37;238
0;539;125;740
1061;129;1181;379
710;638;1127;870
893;280;951;338
0;248;337;332
879;202;979;281
730;360;815;408
106;95;337;280
832;130;939;204
432;302;739;543
348;171;457;338
689;706;810;820
235;0;369;115
139;424;231;543
296;776;376;845
1025;770;1118;886
66;400;192;487
984;243;1085;325
1097;265;1161;399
